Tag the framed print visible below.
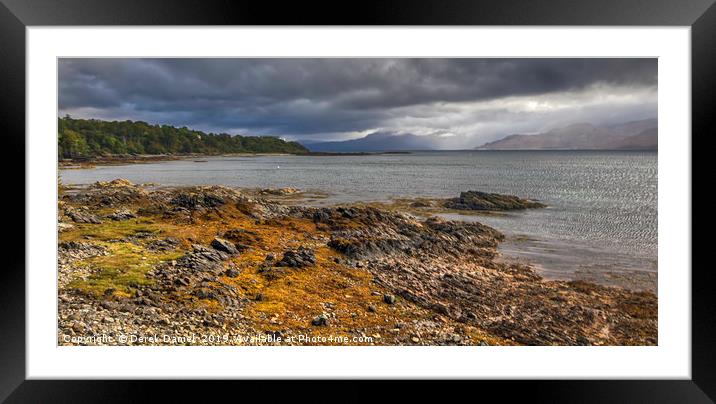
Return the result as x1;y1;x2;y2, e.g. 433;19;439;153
1;0;712;401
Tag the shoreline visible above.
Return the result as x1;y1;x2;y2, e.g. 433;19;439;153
57;180;657;346
59;151;414;168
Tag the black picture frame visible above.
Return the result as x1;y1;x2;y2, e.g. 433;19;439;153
1;0;711;402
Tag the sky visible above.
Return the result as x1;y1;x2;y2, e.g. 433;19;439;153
58;58;657;148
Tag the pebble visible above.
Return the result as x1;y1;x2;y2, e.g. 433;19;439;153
312;314;329;326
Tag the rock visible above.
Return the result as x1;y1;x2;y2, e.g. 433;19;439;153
58;222;75;232
276;247;316;268
259;187;300;196
107;209;136;221
410;200;432;208
92;178;135;188
312;314;329;326
443;190;545;211
411;336;420;343
223;228;262;246
576;336;590;346
383;294;396;304
210;238;239;255
58;241;107;261
71;321;87;333
174;244;229;273
225;268;240;277
146;237;180;252
367;305;377;313
65;207;102;224
170;188;231;210
431;303;451;316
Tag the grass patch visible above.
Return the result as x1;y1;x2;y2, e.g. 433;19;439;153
68;241;183;297
60;217;165;242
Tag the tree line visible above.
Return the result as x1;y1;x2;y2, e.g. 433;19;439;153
58;117;308;159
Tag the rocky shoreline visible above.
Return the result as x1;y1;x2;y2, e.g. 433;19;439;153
59;151;412;168
57;179;656;346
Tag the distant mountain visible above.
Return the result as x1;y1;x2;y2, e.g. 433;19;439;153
477;119;657;151
306;131;440;152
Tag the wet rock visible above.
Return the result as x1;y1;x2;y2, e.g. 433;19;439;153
443;190;545;211
210;238;239;255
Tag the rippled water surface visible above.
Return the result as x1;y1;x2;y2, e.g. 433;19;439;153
61;151;657;289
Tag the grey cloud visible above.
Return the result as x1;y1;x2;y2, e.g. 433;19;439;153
58;58;657;145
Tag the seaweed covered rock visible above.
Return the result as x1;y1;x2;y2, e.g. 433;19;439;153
443;191;545;211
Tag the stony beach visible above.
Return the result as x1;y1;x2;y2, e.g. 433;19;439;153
57;179;657;346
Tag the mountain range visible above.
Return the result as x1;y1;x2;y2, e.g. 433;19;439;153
305;131;441;152
304;119;657;152
476;119;657;150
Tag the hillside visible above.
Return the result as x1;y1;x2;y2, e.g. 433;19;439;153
58;117;308;159
306;131;440;152
477;119;657;150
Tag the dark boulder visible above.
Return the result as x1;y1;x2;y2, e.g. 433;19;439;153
443;191;545;211
210;238;239;255
276;247;316;268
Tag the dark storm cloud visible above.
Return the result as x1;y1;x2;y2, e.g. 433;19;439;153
58;58;657;144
